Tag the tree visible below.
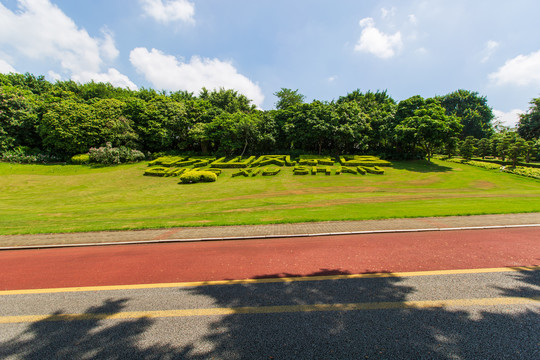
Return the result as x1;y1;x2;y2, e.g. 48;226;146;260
200;88;256;113
507;136;527;167
517;97;540;140
476;137;491;159
0;86;40;152
394;97;463;161
444;137;460;158
273;88;305;110
438;89;494;139
459;136;477;160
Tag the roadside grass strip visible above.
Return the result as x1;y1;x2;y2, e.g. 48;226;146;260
1;296;538;324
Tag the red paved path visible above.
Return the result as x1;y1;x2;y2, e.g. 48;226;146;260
1;227;539;291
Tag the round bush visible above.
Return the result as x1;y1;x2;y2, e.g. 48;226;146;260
71;153;90;164
179;171;217;184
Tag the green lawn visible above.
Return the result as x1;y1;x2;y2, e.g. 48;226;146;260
0;159;539;235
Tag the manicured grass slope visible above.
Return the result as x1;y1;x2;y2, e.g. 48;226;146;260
0;160;539;235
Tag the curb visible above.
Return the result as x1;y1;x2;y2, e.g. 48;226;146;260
1;223;539;251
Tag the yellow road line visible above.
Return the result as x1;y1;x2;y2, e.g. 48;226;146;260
1;296;538;324
1;266;538;296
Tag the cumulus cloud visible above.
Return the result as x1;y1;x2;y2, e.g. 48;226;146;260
72;68;138;90
0;59;17;73
489;49;540;86
481;40;499;63
493;109;524;128
0;0;134;87
140;0;195;24
130;47;264;107
355;17;402;59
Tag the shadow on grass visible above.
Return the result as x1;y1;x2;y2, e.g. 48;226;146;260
392;160;454;173
1;269;538;359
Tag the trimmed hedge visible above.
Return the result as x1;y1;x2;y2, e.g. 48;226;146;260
341;166;357;174
340;155;391;167
179;171;217;184
144;167;168;177
262;167;281;176
361;166;385;174
504;166;540;180
293;166;310;175
149;156;187;167
211;156;256;168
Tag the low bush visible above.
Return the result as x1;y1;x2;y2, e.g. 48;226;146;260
1;148;62;163
144;167;168;177
71;154;90;164
293;166;310;175
503;166;540;180
341;166;357;174
232;169;250;177
179;171;217;184
340;155;391;167
90;143;145;164
356;166;366;175
211;156;256;168
262;167;281;176
361;166;385;175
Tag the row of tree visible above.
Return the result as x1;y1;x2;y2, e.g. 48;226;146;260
1;72;539;161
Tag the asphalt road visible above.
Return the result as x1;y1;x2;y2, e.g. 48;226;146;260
0;228;539;359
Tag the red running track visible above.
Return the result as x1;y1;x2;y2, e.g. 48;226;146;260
1;227;539;291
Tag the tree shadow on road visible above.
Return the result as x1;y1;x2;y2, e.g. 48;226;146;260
1;269;538;359
183;268;540;359
0;298;190;359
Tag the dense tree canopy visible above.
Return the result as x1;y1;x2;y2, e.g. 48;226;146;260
0;72;537;162
517;97;540;140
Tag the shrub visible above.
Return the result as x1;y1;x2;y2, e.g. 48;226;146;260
503;166;540;179
89;143;145;165
71;154;90;164
179;171;217;184
341;166;357;174
293;166;310;175
211;156;256;168
144;167;168;177
232;169;250;177
262;167;281;176
340;155;391;167
361;166;385;175
356;166;366;175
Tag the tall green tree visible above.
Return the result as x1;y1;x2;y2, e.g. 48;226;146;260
0;86;40;152
273;88;305;110
438;90;494;139
517;97;540;140
459;136;477;160
395;97;463;161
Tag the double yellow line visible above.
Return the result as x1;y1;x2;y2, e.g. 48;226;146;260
1;296;538;324
1;265;538;296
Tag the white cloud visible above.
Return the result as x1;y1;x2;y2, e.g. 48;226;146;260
493;109;524;128
0;59;17;73
100;28;120;62
489;49;540;86
481;40;499;63
381;7;396;19
327;75;338;83
408;14;417;25
0;0;133;87
130;47;264;107
72;68;138;90
140;0;195;24
355;17;402;59
47;70;62;82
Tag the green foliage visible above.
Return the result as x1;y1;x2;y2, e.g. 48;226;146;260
340;155;391;167
144;166;168;177
503;166;540;180
0;86;40;153
361;166;385;175
71;154;90;164
341;166;357;174
89;143;145;164
394;97;463;161
211;155;256;168
179;170;217;184
293;165;310;175
437;89;494;139
459;136;477;160
517;97;540;140
274;88;305;110
262;167;281;176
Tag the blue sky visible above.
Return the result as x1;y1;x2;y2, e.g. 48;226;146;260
1;0;540;127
